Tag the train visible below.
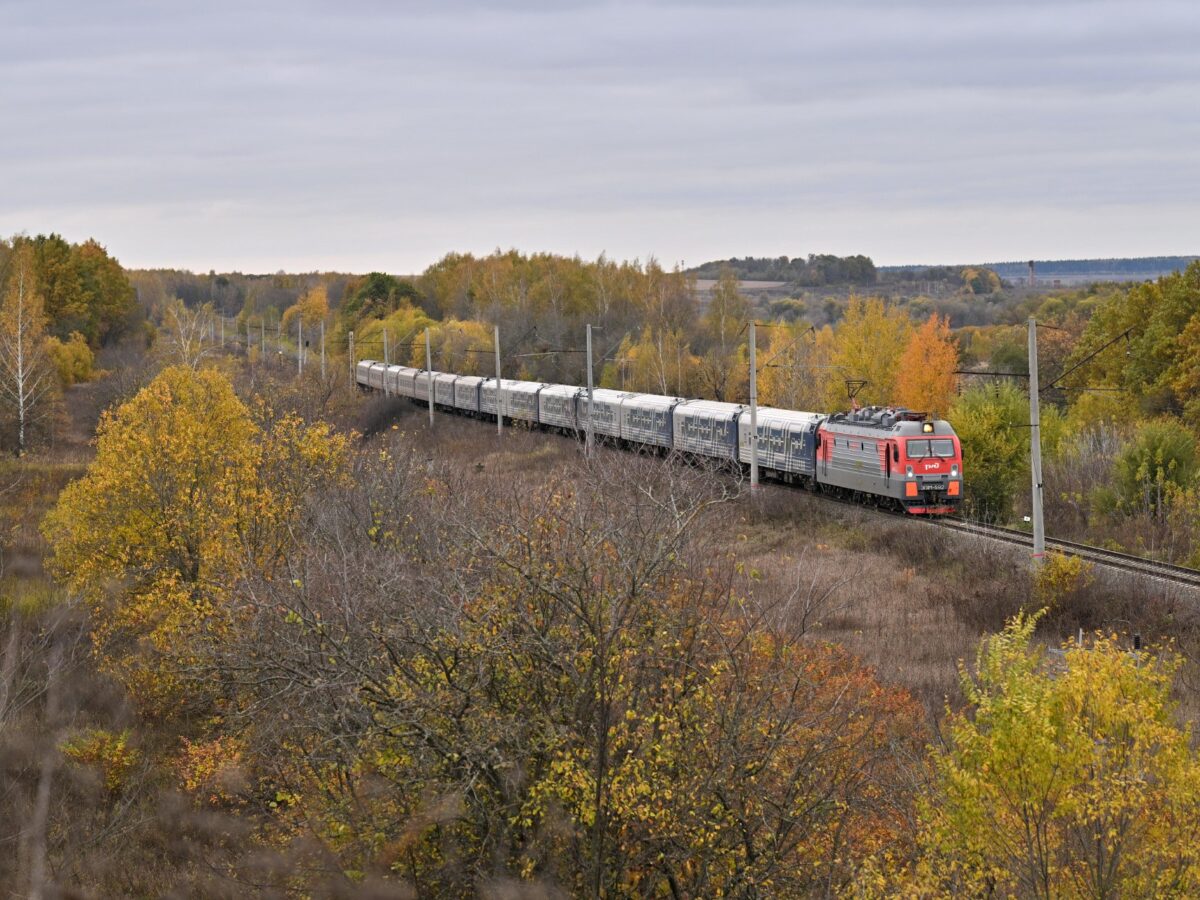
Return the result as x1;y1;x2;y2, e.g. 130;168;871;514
356;360;963;515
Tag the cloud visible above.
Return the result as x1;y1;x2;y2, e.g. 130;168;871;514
2;0;1197;271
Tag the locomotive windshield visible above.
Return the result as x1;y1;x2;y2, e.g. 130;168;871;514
907;439;956;459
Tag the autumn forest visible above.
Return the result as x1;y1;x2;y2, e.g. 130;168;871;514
5;235;1200;896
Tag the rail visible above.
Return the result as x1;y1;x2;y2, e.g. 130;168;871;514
931;517;1200;589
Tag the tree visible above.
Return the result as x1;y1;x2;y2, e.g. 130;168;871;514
41;366;348;710
157;298;218;370
826;296;911;409
600;326;697;396
1114;418;1198;516
696;267;748;401
759;320;834;412
914;611;1200;897
895;313;958;416
948;383;1028;522
412;317;494;375
0;244;55;455
280;284;330;337
44;332;94;386
217;452;923;895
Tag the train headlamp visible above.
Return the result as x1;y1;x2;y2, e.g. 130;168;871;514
905;465;913;477
922;422;934;433
951;465;959;477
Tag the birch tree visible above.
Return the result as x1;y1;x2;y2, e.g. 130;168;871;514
0;245;54;455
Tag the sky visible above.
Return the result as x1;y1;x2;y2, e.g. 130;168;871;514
3;0;1198;274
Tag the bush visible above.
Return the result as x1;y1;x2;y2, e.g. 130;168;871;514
1115;418;1198;516
44;331;94;385
1033;551;1094;610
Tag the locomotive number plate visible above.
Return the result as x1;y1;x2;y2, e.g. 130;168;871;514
923;482;945;490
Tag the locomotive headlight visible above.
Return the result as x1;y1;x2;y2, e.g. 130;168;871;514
905;465;913;477
951;465;959;477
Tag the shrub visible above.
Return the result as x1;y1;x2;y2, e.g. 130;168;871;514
44;331;94;385
1114;418;1198;516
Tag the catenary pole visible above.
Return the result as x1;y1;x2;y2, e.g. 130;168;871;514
585;323;595;457
321;320;326;381
298;319;304;377
494;324;503;437
425;327;434;427
348;331;355;386
749;320;759;491
1028;316;1045;563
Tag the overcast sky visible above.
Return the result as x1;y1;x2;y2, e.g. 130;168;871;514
3;0;1197;273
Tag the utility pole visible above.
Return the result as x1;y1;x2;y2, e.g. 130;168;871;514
585;323;596;457
298;318;303;377
749;320;759;491
383;328;389;366
425;327;434;427
260;320;265;357
348;331;355;387
220;316;224;348
320;320;326;381
494;324;503;437
1028;316;1045;563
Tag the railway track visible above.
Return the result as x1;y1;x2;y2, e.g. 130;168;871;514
932;517;1200;589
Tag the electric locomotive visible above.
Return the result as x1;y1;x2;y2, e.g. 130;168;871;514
815;407;962;514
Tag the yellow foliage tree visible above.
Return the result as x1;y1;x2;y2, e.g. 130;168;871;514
908;612;1200;897
600;326;698;396
42;366;348;710
44;331;95;385
696;267;748;401
355;304;434;365
826;296;911;410
895;313;958;416
280;284;330;335
409;318;494;375
759;321;834;412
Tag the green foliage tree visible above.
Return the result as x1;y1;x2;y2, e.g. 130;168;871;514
24;234;135;345
1114;418;1198;516
948;383;1028;522
1069;261;1200;415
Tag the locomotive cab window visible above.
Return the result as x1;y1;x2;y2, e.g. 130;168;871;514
907;438;957;459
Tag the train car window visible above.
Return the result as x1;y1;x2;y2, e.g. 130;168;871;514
907;440;931;458
932;439;956;458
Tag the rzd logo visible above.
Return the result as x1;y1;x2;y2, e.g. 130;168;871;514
923;461;940;471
